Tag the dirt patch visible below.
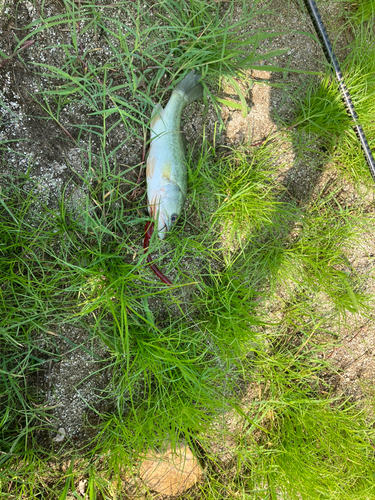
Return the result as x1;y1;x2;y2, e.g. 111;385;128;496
324;218;375;401
33;324;110;446
328;319;375;401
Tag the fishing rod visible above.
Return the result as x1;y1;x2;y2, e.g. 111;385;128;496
302;0;375;183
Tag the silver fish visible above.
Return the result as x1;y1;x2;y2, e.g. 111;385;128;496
146;71;203;239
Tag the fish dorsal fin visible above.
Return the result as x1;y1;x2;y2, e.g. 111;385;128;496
150;103;164;139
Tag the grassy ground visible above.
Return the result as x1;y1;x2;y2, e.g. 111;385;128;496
1;0;375;498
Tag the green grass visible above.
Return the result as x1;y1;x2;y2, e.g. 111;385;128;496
279;187;369;315
1;0;375;498
292;21;375;186
23;0;289;151
349;0;375;23
245;392;375;499
0;178;65;460
212;143;283;255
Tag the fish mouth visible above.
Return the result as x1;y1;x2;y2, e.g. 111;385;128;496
148;194;170;239
157;216;168;239
149;206;168;239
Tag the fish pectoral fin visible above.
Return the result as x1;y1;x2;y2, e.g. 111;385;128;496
150;103;164;136
149;193;159;217
146;154;156;179
161;162;172;181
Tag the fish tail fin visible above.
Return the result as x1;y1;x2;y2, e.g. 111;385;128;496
174;71;203;107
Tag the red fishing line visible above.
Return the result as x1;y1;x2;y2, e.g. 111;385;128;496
143;221;173;286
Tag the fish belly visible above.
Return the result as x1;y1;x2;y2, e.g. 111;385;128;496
147;95;187;200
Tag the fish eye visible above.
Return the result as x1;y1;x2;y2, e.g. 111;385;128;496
170;213;178;224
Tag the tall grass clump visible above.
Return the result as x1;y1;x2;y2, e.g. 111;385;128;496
292;75;350;140
242;350;375;499
212;143;283;254
349;0;375;23
292;24;375;185
278;188;369;315
0;178;62;461
192;332;375;499
266;401;375;499
334;28;375;185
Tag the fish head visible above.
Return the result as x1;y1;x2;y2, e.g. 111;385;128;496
148;183;185;239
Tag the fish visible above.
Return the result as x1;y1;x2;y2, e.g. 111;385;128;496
143;71;203;284
146;70;203;238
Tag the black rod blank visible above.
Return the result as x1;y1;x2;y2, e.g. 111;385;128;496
303;0;375;182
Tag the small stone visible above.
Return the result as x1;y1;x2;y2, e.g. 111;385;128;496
52;427;66;442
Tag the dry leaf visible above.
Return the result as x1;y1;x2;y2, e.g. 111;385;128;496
140;443;203;495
